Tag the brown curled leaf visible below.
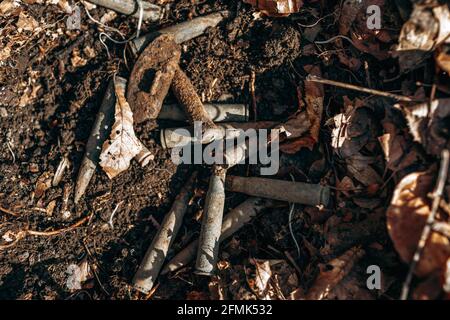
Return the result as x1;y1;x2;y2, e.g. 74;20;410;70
303;65;324;144
387;171;450;277
306;247;365;300
243;0;303;17
127;34;181;123
99;77;142;179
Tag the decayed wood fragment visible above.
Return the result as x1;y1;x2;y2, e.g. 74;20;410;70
305;247;365;300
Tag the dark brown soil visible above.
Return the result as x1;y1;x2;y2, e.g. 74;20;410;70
0;0;407;300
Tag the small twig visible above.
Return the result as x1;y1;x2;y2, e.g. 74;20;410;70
0;206;18;217
6;136;15;163
295;11;336;28
284;250;302;275
401;149;450;300
431;222;450;239
306;75;421;102
108;201;123;229
0;213;92;250
315;35;355;47
288;174;301;258
250;71;257;121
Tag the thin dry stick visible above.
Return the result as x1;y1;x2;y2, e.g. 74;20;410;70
0;213;92;250
0;206;18;217
306;75;421;103
400;149;450;300
250;71;257;121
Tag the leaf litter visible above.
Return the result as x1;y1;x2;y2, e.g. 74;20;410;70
0;0;450;301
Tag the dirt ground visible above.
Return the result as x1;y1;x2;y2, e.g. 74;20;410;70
1;0;448;300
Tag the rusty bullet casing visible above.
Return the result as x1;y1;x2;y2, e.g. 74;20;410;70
160;123;242;149
195;165;227;276
158;103;249;123
171;66;216;129
127;34;181;123
225;176;331;206
130;11;230;55
161;197;273;275
135;141;154;167
74;79;116;204
160;121;277;149
86;0;162;21
75;77;153;203
133;173;197;294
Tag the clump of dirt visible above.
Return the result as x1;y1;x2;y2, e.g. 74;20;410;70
0;0;411;300
252;24;302;72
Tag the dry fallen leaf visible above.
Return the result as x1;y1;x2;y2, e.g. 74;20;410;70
387;171;450;277
249;259;273;299
345;154;383;187
208;275;226;300
19;84;42;107
277;110;311;151
327;270;375;300
395;3;450;72
244;0;303;17
338;0;365;35
0;46;11;62
412;272;443;300
35;172;52;199
436;45;450;74
45;200;56;216
379;113;422;175
306;247;365;300
304;65;324;144
0;0;20;16
331;101;372;159
400;99;450;156
99;77;142;179
16;11;39;32
71;48;87;68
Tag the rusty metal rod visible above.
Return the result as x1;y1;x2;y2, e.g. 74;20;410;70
74;77;152;203
161;197;273;274
130;11;230;55
86;0;162;21
74;79;116;204
160;121;277;149
195;165;227;276
171;66;216;130
158;103;249;123
225;176;331;206
133;172;197;294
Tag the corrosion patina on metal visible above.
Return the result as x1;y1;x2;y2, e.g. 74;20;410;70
133;172;197;294
74;77;153;203
86;0;162;21
225;176;331;206
74;79;116;204
130;11;230;55
158;103;249;123
162;197;273;275
127;34;181;123
195;165;227;276
171;66;217;130
159;121;277;149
